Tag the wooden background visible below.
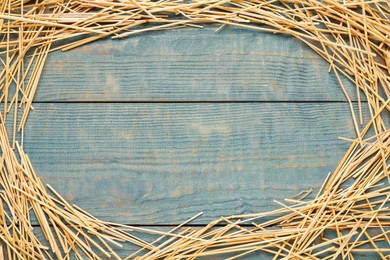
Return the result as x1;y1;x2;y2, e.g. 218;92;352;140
22;26;369;258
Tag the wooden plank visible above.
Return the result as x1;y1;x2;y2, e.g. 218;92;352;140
36;27;357;102
24;226;377;259
20;226;311;259
0;225;375;259
22;102;363;225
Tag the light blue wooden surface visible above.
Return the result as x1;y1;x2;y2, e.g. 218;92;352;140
31;226;378;259
24;102;363;225
37;27;357;102
23;26;369;258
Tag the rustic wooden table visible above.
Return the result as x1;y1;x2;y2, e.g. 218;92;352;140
23;26;365;258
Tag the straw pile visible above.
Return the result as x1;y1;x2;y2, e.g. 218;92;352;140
0;0;389;259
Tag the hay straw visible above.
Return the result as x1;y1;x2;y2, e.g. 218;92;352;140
0;0;389;259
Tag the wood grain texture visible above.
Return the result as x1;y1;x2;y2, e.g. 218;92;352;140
28;226;377;259
28;226;288;259
35;27;357;102
20;26;372;259
23;102;363;225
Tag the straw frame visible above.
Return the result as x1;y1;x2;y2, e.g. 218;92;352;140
0;0;389;259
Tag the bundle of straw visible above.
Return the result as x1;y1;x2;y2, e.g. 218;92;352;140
0;0;389;259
